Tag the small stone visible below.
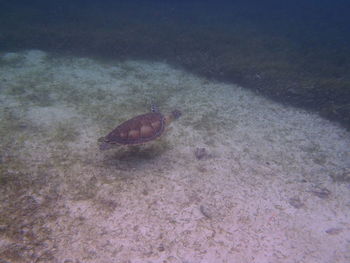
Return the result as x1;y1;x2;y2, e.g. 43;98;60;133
329;168;350;183
325;227;343;235
194;147;211;160
196;166;207;173
199;205;212;218
311;188;331;199
288;197;304;209
157;245;165;252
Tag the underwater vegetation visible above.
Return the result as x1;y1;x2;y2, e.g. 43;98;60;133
0;119;56;262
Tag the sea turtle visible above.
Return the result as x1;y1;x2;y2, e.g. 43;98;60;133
98;104;181;150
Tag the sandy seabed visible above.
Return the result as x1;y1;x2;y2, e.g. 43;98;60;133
0;50;349;263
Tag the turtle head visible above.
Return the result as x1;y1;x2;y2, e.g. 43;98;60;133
164;109;182;126
171;109;182;120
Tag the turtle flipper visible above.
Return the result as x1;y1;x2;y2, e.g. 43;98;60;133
99;141;116;151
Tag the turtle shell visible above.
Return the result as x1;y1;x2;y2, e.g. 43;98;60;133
103;112;165;145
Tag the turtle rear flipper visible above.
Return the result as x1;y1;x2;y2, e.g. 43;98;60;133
98;136;116;150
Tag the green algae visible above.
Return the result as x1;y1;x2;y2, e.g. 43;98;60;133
0;157;58;262
50;121;79;143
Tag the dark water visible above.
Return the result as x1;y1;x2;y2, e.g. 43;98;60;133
1;0;349;129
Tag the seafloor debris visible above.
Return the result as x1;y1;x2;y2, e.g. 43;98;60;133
310;187;331;199
194;147;211;160
199;205;212;219
325;227;343;235
157;244;165;252
329;168;350;183
288;197;304;209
